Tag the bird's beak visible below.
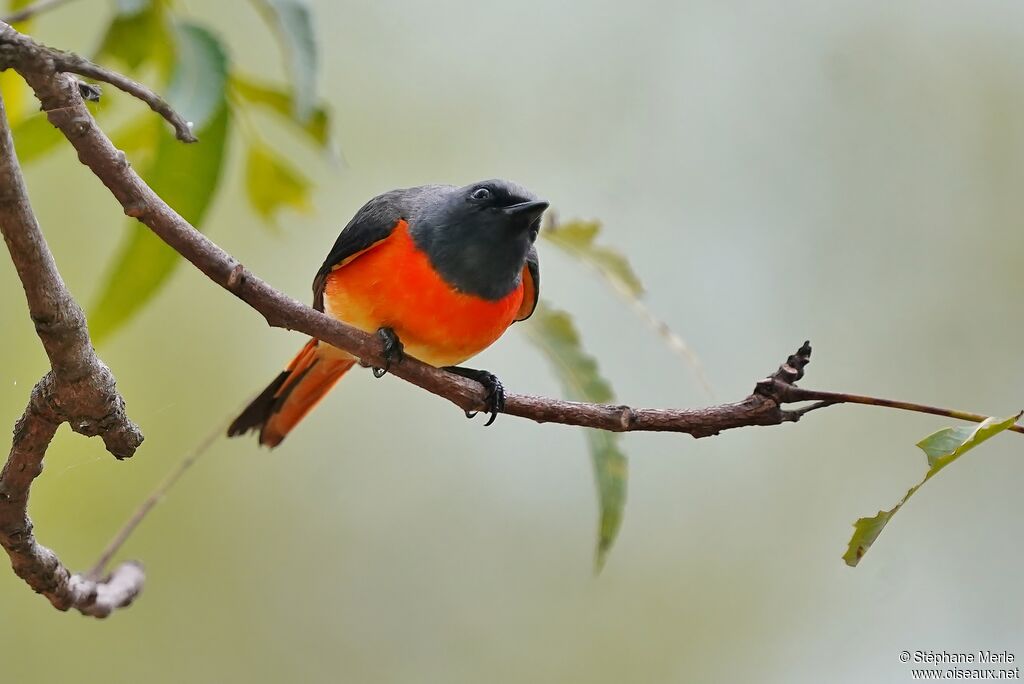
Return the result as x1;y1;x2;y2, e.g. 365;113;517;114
504;200;549;222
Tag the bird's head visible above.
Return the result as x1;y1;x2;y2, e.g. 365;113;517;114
412;179;548;300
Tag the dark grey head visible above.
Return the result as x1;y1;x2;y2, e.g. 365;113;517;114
408;179;548;300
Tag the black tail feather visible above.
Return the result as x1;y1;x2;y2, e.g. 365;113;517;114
227;371;290;439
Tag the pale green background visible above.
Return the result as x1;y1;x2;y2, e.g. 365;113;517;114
1;1;1022;682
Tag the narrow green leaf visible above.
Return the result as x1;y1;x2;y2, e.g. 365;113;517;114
90;105;230;343
1;0;33;121
10;97;109;165
542;218;715;398
109;114;160;160
1;67;29;125
245;141;313;227
254;0;318;122
524;301;627;569
587;430;627;569
96;0;172;72
9;114;63;163
843;412;1021;567
916;418;1017;468
166;22;229;131
542;220;644;298
230;75;329;147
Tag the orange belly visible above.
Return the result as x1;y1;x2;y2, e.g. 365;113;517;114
322;221;524;366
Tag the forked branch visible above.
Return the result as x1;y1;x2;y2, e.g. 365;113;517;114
0;88;143;617
0;20;1018;616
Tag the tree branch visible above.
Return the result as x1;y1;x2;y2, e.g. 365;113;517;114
0;87;143;616
0;24;1020;611
3;22;1019;440
0;21;196;142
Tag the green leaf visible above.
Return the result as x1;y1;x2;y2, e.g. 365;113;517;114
10;97;109;164
90;104;230;343
245;141;313;226
9;114;64;163
1;67;29;125
542;218;715;398
254;0;318;123
524;301;627;569
230;75;330;147
2;1;33;121
96;0;172;73
166;22;229;131
109;114;160;160
542;220;644;298
843;412;1021;567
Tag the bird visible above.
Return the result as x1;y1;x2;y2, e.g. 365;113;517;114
227;179;548;447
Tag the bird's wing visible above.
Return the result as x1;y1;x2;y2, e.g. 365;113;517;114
514;245;540;322
312;195;404;311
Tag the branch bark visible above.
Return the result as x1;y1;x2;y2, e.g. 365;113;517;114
0;22;195;142
0;20;1019;613
2;19;1019;439
0;86;143;616
0;21;818;438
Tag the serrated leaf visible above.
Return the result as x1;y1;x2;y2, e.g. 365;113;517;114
254;0;317;123
916;418;1017;468
843;412;1021;567
230;75;329;147
524;301;627;569
90;104;230;343
543;220;644;298
166;22;228;131
96;0;172;73
245;142;313;227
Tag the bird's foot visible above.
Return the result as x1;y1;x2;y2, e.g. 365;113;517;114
443;366;506;426
372;327;405;378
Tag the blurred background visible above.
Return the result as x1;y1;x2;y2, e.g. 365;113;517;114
1;1;1023;682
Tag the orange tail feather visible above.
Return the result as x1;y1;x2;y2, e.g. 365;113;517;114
228;339;355;447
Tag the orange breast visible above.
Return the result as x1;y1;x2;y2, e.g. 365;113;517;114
322;220;524;367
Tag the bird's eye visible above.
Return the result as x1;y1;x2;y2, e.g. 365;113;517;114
470;187;492;201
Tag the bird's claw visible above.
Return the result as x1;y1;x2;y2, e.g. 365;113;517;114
445;367;505;426
372;327;404;378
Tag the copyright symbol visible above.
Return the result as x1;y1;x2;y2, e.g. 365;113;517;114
900;651;911;663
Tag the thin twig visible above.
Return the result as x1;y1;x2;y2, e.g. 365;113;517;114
0;21;197;142
90;417;228;579
1;0;78;24
781;387;1024;435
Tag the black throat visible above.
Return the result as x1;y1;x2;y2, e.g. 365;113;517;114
410;219;530;301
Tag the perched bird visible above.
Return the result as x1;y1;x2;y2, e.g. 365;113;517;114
228;179;548;447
